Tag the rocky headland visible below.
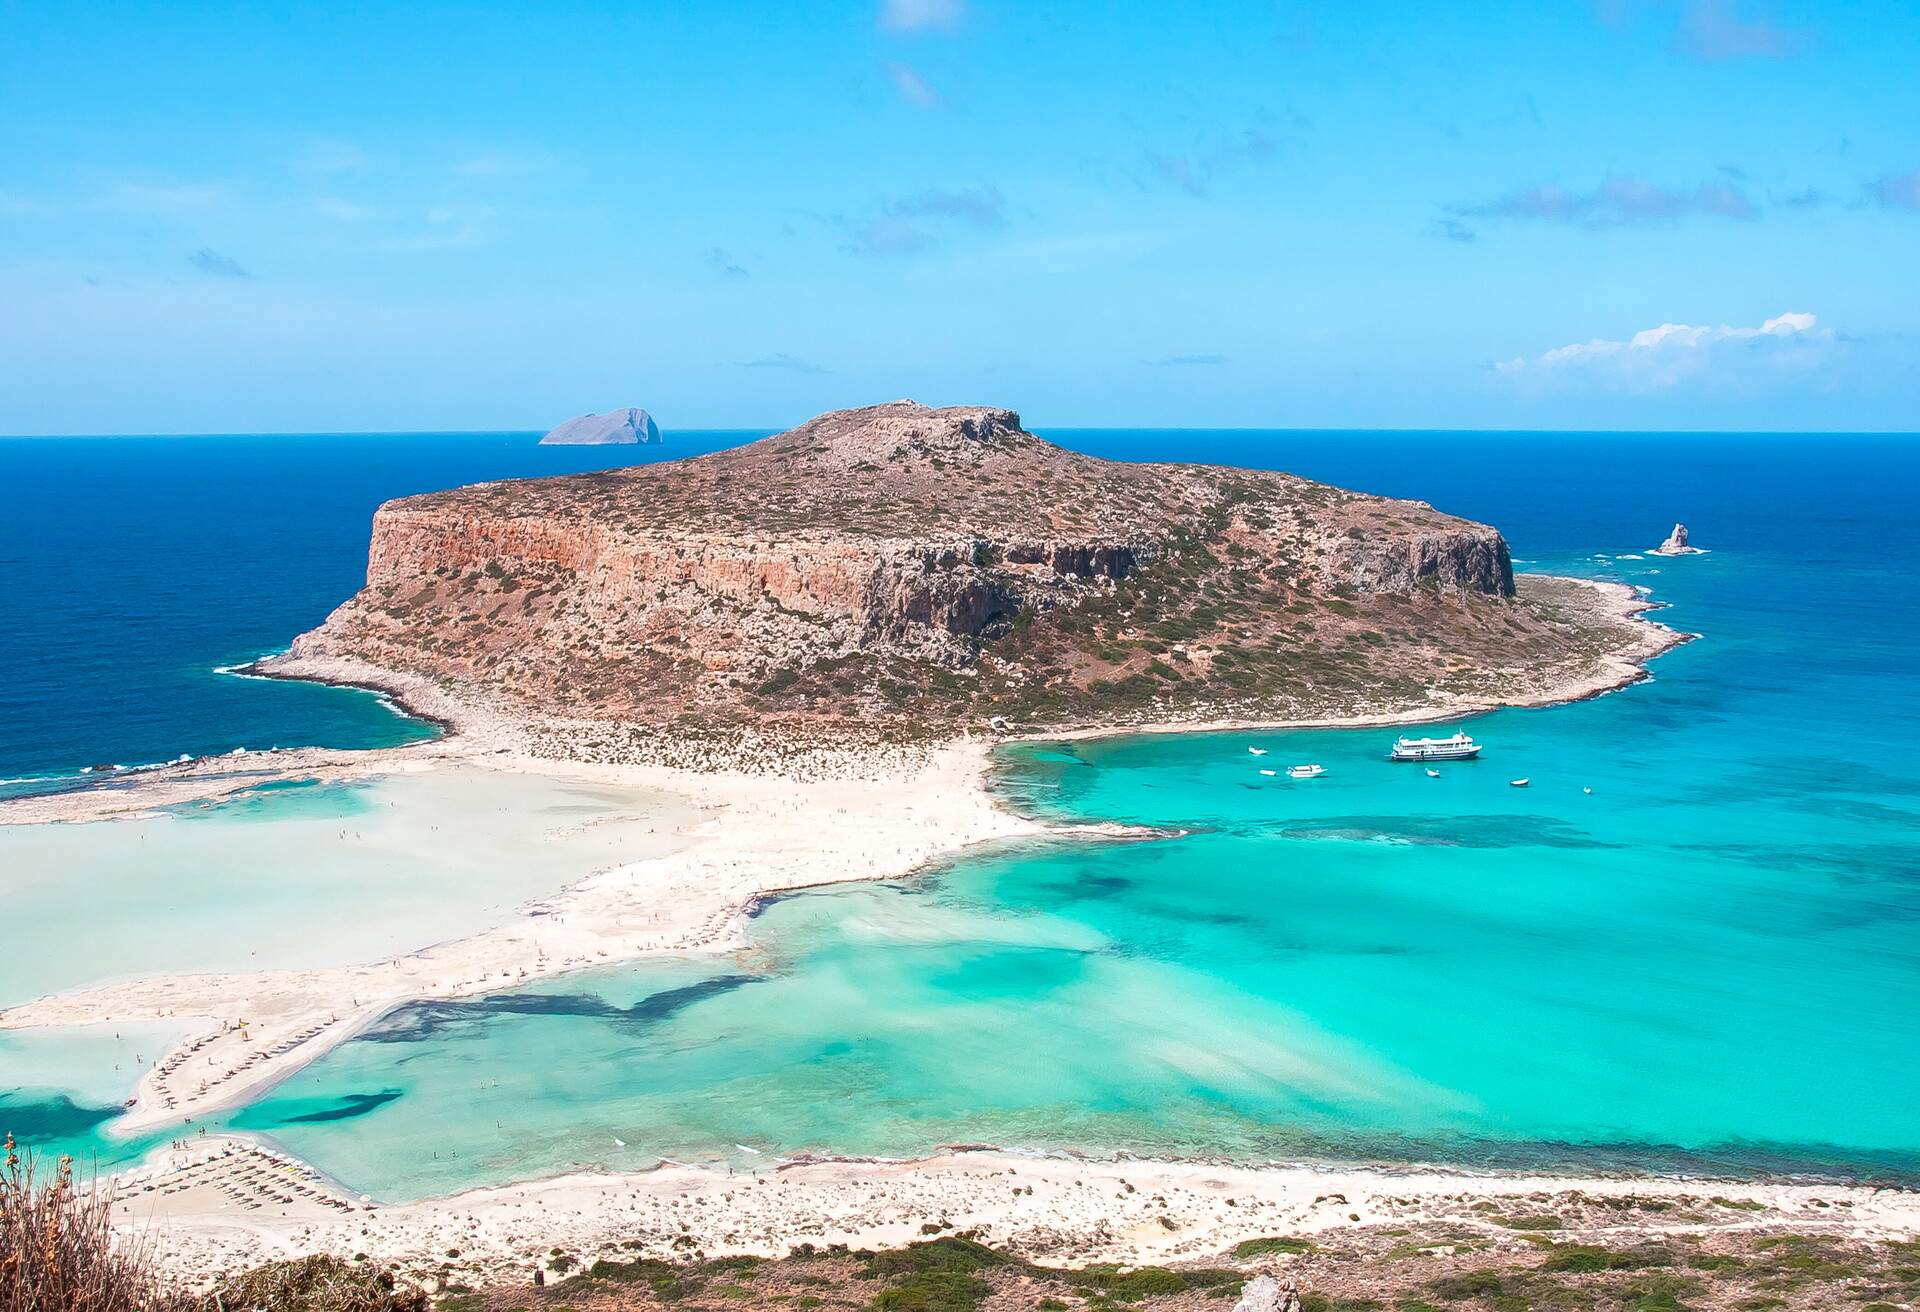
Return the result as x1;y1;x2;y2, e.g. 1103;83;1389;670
262;401;1679;767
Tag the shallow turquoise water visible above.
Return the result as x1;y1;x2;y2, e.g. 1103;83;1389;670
6;433;1917;1198
175;531;1920;1202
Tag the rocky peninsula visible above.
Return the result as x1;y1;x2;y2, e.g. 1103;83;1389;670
264;401;1678;768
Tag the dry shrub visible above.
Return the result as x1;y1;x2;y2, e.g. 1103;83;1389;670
0;1134;170;1312
195;1257;426;1312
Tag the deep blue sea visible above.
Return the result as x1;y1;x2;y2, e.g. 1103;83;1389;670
3;428;1918;1198
0;431;762;791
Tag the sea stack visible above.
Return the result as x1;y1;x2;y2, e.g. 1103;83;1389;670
1650;522;1704;556
539;407;661;446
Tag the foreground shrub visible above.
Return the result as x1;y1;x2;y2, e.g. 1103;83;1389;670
1;1135;165;1312
196;1255;425;1312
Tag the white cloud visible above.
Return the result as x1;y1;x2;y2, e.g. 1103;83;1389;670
0;189;46;217
316;196;378;222
451;152;543;178
1498;312;1836;390
880;0;965;33
884;61;944;108
298;140;368;176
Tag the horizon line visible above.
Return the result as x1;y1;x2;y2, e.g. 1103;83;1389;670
4;424;1919;440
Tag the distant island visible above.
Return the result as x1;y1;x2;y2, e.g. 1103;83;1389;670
538;406;661;445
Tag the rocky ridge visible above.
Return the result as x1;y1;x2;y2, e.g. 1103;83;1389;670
273;401;1669;756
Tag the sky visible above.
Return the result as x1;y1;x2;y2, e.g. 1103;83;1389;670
1;0;1917;434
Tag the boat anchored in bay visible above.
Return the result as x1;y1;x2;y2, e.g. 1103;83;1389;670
1390;731;1481;762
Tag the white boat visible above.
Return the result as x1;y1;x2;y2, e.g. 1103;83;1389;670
1247;747;1267;756
1424;768;1441;778
1509;778;1529;788
1389;731;1480;762
1259;769;1277;777
1287;764;1325;779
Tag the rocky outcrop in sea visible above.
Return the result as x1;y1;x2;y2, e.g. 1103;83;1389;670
539;407;661;445
1651;522;1705;555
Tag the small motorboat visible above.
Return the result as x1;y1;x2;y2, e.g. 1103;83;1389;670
1248;747;1268;756
1509;778;1530;788
1582;786;1593;795
1424;768;1441;779
1259;769;1277;777
1287;764;1326;779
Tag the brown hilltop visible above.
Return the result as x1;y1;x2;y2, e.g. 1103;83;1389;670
277;401;1665;758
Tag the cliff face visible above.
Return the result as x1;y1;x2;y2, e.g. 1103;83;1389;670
285;402;1625;744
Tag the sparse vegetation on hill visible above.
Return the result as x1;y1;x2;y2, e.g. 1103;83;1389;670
273;402;1672;759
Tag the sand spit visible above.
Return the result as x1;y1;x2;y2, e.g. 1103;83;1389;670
118;1143;1920;1285
0;741;1038;1133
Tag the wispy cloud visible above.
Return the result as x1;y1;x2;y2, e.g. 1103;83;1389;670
1143;127;1284;199
706;247;749;279
1497;311;1835;390
879;0;965;33
1674;0;1809;61
884;61;944;109
840;183;1006;257
316;196;378;222
1148;353;1229;367
298;140;368;176
1869;171;1920;211
380;204;498;252
888;184;1004;228
101;182;223;215
735;352;828;374
1596;1;1812;62
1445;175;1755;236
450;152;543;178
1427;216;1478;244
187;248;250;279
842;216;937;257
1780;185;1832;210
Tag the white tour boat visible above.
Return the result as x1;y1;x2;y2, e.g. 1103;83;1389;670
1389;731;1481;762
1287;764;1326;779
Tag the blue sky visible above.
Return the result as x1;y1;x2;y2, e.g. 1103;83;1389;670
2;0;1916;433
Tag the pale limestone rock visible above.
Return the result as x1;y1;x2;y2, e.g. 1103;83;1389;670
539;407;661;445
1650;522;1704;555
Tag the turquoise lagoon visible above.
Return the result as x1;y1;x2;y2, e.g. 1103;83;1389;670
208;535;1920;1200
0;767;689;1161
4;432;1917;1201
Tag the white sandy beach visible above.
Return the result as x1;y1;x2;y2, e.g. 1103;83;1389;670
115;1140;1920;1287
